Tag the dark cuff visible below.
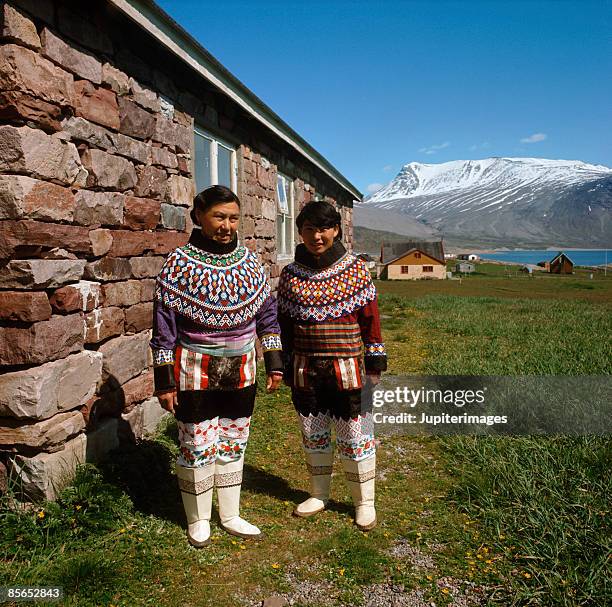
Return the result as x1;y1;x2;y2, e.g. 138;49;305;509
365;355;387;373
263;350;284;374
154;364;176;393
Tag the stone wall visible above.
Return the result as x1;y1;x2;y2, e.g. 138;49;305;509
0;0;356;501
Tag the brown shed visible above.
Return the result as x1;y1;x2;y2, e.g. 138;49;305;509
548;252;574;274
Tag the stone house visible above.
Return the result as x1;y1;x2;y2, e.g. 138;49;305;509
0;0;360;500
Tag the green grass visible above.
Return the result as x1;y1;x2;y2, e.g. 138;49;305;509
1;265;609;606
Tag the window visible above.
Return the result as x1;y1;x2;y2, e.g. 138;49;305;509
401;266;409;274
276;173;294;257
194;128;237;192
423;266;433;272
414;252;421;259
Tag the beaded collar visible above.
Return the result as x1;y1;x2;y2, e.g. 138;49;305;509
155;230;270;329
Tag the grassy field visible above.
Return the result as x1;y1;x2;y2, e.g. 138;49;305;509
1;266;610;606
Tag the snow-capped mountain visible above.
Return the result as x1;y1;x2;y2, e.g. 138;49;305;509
358;158;612;248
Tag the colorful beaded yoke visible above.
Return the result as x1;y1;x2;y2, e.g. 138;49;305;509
278;253;376;322
156;243;270;330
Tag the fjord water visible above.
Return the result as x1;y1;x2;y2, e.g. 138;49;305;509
479;249;611;267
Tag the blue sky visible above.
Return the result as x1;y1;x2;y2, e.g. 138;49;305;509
157;0;611;195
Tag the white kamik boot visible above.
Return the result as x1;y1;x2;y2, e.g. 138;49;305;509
215;455;262;539
176;462;214;547
342;455;377;531
293;451;334;517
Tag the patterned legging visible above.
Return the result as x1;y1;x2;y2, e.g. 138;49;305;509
177;416;251;467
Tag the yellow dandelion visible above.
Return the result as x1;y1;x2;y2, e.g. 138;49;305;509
240;545;246;550
499;534;506;540
271;563;281;569
37;510;45;519
75;505;82;511
523;572;532;579
441;588;449;594
231;540;237;545
119;528;126;534
426;575;433;581
485;559;493;564
339;568;345;576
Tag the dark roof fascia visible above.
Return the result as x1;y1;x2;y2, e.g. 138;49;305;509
108;0;362;202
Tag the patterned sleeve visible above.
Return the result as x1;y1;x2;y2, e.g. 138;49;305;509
255;294;283;374
150;299;177;393
357;297;387;374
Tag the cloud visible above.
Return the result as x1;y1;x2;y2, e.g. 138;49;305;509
382;165;393;173
419;141;451;155
520;132;547;144
367;183;384;193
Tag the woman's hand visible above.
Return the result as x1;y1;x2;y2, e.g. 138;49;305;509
157;389;178;414
266;373;283;392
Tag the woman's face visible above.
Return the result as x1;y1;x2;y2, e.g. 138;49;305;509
299;220;339;257
195;201;240;244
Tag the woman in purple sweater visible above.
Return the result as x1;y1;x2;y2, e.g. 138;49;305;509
150;185;283;547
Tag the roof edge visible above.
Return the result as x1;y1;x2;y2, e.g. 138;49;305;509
107;0;362;201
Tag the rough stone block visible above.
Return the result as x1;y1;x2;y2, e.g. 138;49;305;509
0;350;102;420
261;198;276;221
140;278;156;301
0;44;73;106
151;146;178;169
123;196;160;230
142;397;168;435
120;403;143;441
0;220;92;259
0;125;86;186
0;291;52;322
102;63;129;95
254;217;274;238
129;77;159;112
108;230;187;257
98;332;150;386
0;259;86;289
120;371;154;409
134;165;167;198
102;280;141;307
74;80;119;130
0;90;62;131
0;175;75;222
84;306;124;344
0;411;85;453
81;148;137;191
84;257;132;281
164;174;194;206
118;96;155;140
160;203;186;231
177;155;190;175
41;28;101;84
50;281;101;314
130;256;164;279
125;302;153;333
73;190;124;227
9;433;87;501
89;228;113;256
0;314;84;366
61;116;113;149
85;418;119;464
242;215;255;238
110;132;150;164
1;3;41;49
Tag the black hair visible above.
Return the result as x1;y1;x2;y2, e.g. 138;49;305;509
295;200;343;240
191;185;240;225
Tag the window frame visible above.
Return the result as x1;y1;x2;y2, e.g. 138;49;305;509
276;172;295;260
401;265;409;274
193;126;238;192
422;265;434;273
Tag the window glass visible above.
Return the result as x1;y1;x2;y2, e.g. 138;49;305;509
217;145;232;188
194;132;211;191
